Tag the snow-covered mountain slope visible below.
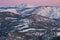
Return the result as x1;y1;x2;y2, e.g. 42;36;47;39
0;6;60;40
36;7;60;19
18;6;60;19
0;6;60;19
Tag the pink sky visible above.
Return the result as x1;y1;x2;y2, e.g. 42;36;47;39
0;0;60;6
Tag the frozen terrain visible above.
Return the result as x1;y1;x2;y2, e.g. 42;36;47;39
0;5;60;40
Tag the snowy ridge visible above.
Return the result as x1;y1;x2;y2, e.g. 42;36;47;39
0;5;60;40
0;6;60;19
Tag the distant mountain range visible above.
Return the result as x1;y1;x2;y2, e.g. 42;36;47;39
0;6;60;19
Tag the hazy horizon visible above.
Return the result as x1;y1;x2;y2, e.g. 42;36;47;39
0;0;60;6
